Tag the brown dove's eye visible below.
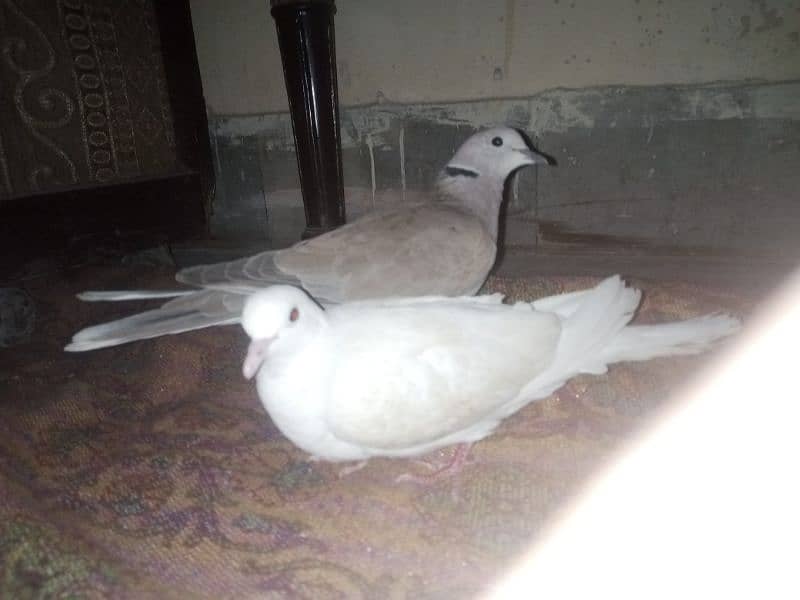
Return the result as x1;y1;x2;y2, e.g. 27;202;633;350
289;307;299;322
491;136;503;147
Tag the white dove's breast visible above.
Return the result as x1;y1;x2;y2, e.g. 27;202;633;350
255;340;370;461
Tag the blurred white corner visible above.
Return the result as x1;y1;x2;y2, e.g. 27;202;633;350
487;266;800;600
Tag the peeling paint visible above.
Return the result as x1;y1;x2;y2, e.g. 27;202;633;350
503;0;515;81
366;134;376;207
399;126;406;200
739;15;752;37
212;80;800;152
751;0;784;32
193;0;800;115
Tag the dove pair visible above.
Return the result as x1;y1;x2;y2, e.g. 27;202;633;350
66;127;739;468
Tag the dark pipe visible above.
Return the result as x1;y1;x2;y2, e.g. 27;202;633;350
270;0;346;239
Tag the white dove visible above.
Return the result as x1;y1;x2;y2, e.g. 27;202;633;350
65;127;548;352
239;277;740;471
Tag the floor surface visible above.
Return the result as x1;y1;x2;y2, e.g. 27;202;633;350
0;262;761;597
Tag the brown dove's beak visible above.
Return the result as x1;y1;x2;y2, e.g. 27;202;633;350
516;148;550;166
243;338;273;380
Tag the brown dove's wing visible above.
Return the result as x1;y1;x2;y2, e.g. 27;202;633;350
274;204;496;303
65;289;246;352
175;250;302;295
176;204;494;304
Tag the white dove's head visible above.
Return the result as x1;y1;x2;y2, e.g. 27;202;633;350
443;127;549;182
241;285;325;379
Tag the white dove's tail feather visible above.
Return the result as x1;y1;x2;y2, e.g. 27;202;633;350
531;287;593;317
505;276;639;410
77;290;195;302
547;275;642;376
511;276;739;413
597;315;741;364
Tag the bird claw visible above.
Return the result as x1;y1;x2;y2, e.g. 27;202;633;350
395;443;473;484
338;460;368;478
410;459;438;471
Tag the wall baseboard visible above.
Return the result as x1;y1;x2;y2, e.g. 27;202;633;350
208;79;800;257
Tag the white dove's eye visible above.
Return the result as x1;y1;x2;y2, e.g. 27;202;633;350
491;136;503;147
289;307;299;322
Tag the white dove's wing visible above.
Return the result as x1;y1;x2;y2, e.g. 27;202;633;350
176;204;494;304
326;302;561;451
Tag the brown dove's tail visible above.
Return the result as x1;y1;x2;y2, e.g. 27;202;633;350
77;290;194;301
65;290;245;352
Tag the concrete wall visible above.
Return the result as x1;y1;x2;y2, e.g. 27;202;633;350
188;0;800;258
190;0;800;114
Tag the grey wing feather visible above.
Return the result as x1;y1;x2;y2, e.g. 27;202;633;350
176;251;302;295
275;204;495;302
174;203;494;304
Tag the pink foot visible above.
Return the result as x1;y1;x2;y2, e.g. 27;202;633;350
396;443;473;483
338;460;368;478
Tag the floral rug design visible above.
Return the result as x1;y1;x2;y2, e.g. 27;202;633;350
0;267;751;598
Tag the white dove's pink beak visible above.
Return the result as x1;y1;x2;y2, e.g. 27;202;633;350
243;338;272;380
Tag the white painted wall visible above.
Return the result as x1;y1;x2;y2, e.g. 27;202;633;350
190;0;800;115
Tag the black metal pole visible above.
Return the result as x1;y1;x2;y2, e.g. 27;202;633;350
270;0;346;239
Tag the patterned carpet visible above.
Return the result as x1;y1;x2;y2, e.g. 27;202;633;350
0;266;752;598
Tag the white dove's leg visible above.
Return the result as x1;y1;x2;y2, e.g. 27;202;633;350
338;460;368;478
396;443;473;483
